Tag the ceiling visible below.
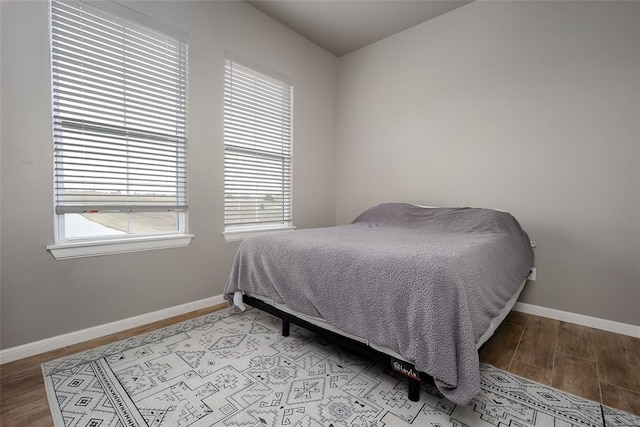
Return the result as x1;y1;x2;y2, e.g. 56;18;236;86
246;1;473;57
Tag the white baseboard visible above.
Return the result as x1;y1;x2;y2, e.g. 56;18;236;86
2;297;637;364
513;302;640;338
0;294;227;364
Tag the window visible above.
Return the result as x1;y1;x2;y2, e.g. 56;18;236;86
49;0;190;258
223;54;293;240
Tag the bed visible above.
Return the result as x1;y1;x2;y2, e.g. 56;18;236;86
224;203;534;404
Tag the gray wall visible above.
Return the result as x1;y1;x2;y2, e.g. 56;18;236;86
2;0;639;352
336;1;640;325
0;0;337;349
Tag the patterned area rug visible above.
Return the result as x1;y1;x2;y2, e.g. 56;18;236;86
42;308;639;427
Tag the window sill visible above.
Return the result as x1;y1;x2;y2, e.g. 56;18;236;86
223;225;296;242
47;234;194;260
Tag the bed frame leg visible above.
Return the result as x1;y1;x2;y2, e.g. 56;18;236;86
282;319;290;336
408;378;420;402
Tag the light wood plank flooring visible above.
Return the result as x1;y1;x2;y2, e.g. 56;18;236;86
1;306;638;426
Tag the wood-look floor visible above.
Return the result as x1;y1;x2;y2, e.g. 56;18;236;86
479;311;640;416
1;307;638;426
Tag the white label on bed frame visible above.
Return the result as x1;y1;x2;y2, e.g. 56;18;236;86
391;358;421;381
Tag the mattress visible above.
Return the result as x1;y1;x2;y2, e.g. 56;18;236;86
234;276;526;358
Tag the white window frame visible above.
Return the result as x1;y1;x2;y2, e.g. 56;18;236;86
222;52;295;242
47;0;192;259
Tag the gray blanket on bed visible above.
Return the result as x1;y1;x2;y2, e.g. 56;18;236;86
224;203;534;404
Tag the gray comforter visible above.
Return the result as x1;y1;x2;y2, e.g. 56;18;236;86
224;203;534;404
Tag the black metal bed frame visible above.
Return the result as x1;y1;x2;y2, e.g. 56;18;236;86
242;294;428;402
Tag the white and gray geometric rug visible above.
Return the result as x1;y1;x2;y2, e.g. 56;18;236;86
42;308;639;427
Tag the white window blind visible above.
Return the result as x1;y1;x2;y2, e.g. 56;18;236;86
224;56;293;228
51;0;188;216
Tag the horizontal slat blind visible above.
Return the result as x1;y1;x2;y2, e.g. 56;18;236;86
224;58;293;227
51;0;187;214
